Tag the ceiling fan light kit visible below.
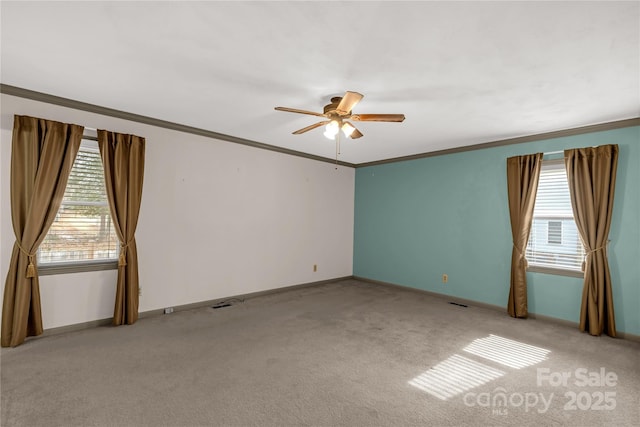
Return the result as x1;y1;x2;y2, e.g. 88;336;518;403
275;91;405;142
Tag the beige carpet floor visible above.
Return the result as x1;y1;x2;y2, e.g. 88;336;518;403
1;278;639;426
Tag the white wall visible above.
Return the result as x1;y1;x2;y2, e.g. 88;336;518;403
1;94;355;329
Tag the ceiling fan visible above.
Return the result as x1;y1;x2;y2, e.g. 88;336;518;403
275;91;405;140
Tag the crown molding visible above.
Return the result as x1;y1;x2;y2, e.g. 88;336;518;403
356;117;640;168
0;84;356;168
3;84;637;169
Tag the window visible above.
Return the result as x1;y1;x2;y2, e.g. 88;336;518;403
547;221;562;244
38;139;119;272
526;160;585;273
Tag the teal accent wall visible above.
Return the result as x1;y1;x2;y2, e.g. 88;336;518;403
354;126;640;335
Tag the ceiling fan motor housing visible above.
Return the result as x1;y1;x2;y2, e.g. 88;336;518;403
324;98;344;115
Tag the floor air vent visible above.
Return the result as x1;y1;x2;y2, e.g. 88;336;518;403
212;303;231;309
212;298;244;310
449;302;468;308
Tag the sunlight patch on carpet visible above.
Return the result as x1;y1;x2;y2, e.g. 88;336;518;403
409;354;505;400
463;334;550;369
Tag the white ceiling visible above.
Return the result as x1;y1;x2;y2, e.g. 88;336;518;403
1;1;639;164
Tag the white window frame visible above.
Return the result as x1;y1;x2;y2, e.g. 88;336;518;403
526;159;585;278
38;138;119;275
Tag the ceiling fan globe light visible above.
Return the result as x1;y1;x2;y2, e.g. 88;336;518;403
341;122;356;138
326;120;339;133
324;120;340;140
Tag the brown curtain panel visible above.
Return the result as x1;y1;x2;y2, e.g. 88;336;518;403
565;145;618;337
98;130;145;326
506;153;543;318
2;115;83;347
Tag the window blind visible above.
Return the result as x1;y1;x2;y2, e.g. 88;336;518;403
38;141;119;265
526;160;585;271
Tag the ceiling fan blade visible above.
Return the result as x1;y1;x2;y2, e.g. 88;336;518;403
351;114;405;122
275;107;326;117
292;121;329;135
336;91;364;115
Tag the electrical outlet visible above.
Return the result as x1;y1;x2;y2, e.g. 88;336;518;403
313;264;317;272
442;274;448;284
164;307;174;314
138;287;142;296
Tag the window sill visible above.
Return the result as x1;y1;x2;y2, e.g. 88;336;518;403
527;265;584;278
38;260;118;276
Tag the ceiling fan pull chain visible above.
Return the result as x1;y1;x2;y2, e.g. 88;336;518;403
335;132;343;169
335;133;339;170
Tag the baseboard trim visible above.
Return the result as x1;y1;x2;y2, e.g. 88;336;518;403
353;275;506;312
612;330;640;342
40;276;353;337
353;276;640;342
41;318;114;338
139;276;353;319
38;275;640;343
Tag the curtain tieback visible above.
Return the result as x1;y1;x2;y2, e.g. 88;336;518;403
513;243;528;268
118;239;134;267
581;244;608;272
16;242;37;278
